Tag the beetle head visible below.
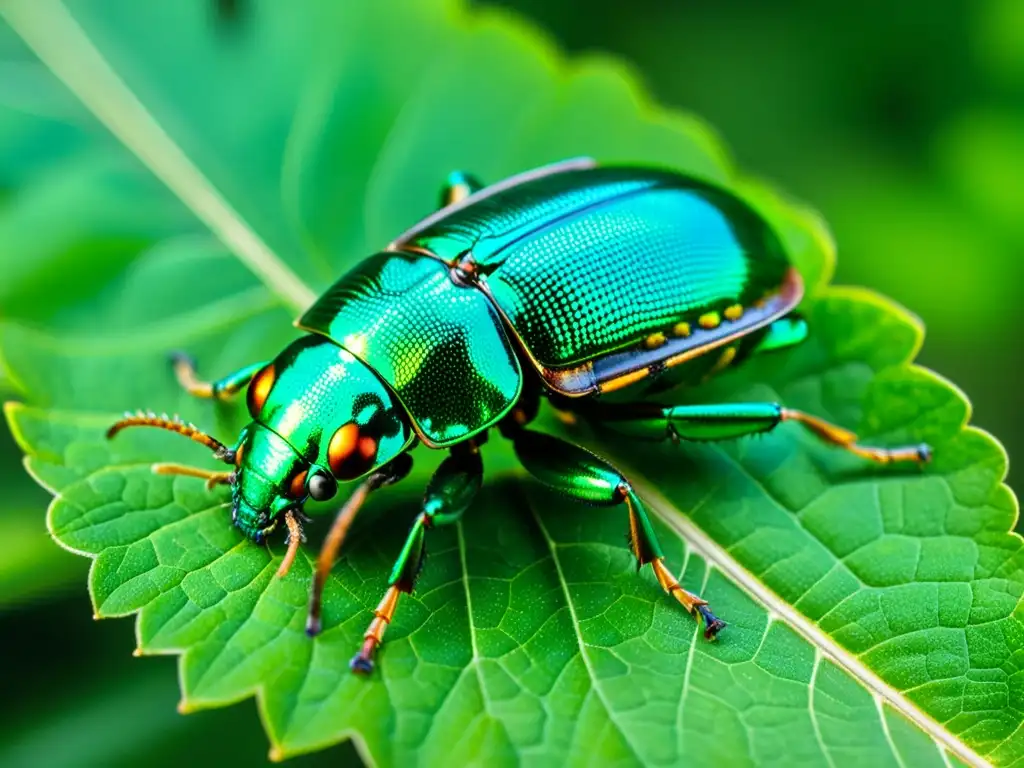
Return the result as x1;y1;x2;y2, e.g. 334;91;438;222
230;423;326;542
232;338;414;541
107;337;414;545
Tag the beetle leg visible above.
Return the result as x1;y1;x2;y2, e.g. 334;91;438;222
347;445;483;674
304;454;414;635
276;510;306;578
152;462;234;489
589;401;933;465
511;428;725;641
439;170;484;208
170;352;268;401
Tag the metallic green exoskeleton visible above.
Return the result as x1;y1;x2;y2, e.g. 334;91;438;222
108;158;932;674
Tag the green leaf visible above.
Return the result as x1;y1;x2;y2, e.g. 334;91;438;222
1;1;1020;765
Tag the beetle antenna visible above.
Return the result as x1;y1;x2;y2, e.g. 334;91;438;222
107;410;236;464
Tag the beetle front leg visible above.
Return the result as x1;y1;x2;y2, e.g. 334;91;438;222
511;429;725;640
438;170;484;208
170;352;268;401
152;462;234;489
592;402;933;465
346;446;483;674
302;454;414;623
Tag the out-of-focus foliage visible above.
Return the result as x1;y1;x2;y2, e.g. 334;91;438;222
0;20;87;612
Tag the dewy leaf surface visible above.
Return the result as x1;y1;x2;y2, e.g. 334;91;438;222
1;1;1021;765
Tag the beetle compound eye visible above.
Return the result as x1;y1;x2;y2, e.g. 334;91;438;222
246;364;276;418
287;469;309;499
328;421;379;479
308;471;338;502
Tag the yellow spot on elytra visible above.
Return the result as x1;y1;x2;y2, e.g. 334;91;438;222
644;332;667;349
268;747;286;763
177;700;193;715
132;648;143;657
673;322;691;337
724;304;743;321
698;311;721;330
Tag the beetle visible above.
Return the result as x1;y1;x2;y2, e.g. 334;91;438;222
107;158;932;674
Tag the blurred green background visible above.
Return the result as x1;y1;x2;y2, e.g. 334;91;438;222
1;0;1020;764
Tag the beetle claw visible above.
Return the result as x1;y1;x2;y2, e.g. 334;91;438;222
349;654;374;675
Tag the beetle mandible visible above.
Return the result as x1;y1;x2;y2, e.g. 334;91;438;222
108;158;932;673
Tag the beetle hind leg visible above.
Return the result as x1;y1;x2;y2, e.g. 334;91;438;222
511;428;725;640
591;401;932;466
439;171;484;208
651;558;726;639
780;408;932;464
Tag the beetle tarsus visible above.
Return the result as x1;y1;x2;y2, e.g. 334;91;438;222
698;605;726;640
780;408;933;466
349;643;376;675
651;558;724;641
168;350;196;367
170;351;215;398
346;586;401;674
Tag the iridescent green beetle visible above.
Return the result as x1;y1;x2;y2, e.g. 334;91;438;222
108;158;931;673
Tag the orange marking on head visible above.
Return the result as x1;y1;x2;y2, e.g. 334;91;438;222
328;422;380;479
358;436;378;461
288;469;309;499
328;423;360;473
247;364;276;418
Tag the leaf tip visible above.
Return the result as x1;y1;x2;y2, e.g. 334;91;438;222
132;647;143;657
268;746;285;763
177;699;193;715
